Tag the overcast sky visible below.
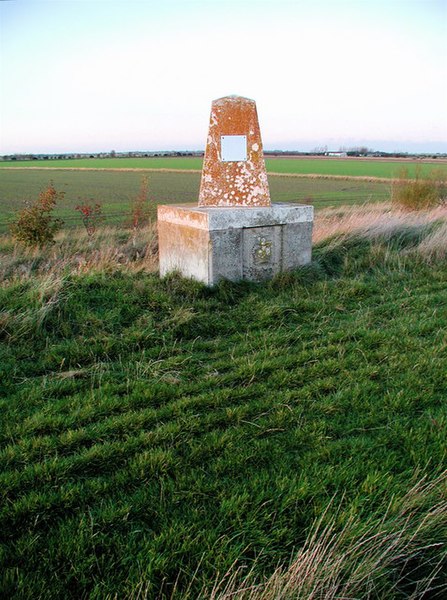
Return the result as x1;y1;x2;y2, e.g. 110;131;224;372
1;0;446;154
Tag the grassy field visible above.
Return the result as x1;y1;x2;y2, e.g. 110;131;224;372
1;205;446;599
0;169;391;233
1;156;446;179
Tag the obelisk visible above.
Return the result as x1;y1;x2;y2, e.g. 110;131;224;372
158;95;313;285
199;95;270;207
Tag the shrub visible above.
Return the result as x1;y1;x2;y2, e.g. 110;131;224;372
131;175;151;231
391;167;446;211
75;203;105;237
9;182;64;247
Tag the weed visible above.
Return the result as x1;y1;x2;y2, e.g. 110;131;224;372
75;202;105;237
130;175;151;232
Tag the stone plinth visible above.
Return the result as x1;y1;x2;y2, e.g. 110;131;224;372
158;94;314;285
158;203;313;285
199;95;270;207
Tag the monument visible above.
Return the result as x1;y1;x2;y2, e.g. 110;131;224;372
158;95;313;285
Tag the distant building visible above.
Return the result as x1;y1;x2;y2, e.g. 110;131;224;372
326;151;348;157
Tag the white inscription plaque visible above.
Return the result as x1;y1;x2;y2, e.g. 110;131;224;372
221;135;247;162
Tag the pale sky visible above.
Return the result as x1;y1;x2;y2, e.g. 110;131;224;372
0;0;446;154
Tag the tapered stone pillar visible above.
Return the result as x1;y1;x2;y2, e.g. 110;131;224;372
199;95;270;207
158;95;313;285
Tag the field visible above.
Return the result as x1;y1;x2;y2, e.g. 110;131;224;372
0;169;391;233
1;156;447;179
1;203;447;599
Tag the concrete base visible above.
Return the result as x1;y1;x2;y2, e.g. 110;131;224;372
158;203;313;285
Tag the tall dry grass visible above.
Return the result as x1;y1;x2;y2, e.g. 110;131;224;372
1;201;446;285
313;202;447;262
0;224;158;282
201;472;447;600
0;224;159;339
391;167;446;211
2;201;446;284
115;472;447;600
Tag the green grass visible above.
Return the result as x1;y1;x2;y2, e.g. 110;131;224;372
1;156;446;179
266;158;447;179
0;170;390;233
0;157;204;171
1;225;446;598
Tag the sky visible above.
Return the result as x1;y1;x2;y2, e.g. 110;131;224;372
0;0;446;154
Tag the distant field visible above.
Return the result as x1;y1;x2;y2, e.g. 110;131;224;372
268;157;447;178
1;156;446;179
0;170;391;232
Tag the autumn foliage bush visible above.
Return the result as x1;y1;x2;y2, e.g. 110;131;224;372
391;167;446;211
75;202;105;237
9;182;64;247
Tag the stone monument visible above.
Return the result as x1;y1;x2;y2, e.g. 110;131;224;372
158;95;313;285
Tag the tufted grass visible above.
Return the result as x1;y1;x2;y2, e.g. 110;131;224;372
1;205;446;599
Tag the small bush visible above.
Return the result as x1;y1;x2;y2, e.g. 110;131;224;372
392;167;446;211
9;182;64;247
75;203;105;237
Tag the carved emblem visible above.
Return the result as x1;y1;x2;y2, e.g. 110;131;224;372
253;236;272;264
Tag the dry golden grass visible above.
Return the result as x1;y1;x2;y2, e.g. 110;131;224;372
313;202;447;262
109;472;446;600
2;202;446;284
313;202;446;242
417;220;447;262
200;472;447;600
0;224;158;282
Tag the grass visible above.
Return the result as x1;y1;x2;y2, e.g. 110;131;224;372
0;157;204;171
1;204;446;599
0;170;391;233
266;158;447;179
0;225;158;281
1;156;446;179
0;170;198;232
391;168;447;211
202;473;447;600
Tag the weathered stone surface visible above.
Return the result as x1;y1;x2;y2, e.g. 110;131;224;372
158;203;314;285
198;95;271;208
158;203;312;230
158;219;209;282
158;94;314;285
242;225;282;281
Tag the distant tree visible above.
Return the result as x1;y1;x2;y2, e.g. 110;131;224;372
347;146;370;156
312;145;328;155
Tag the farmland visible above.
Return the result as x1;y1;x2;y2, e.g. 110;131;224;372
0;169;391;232
1;156;446;179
